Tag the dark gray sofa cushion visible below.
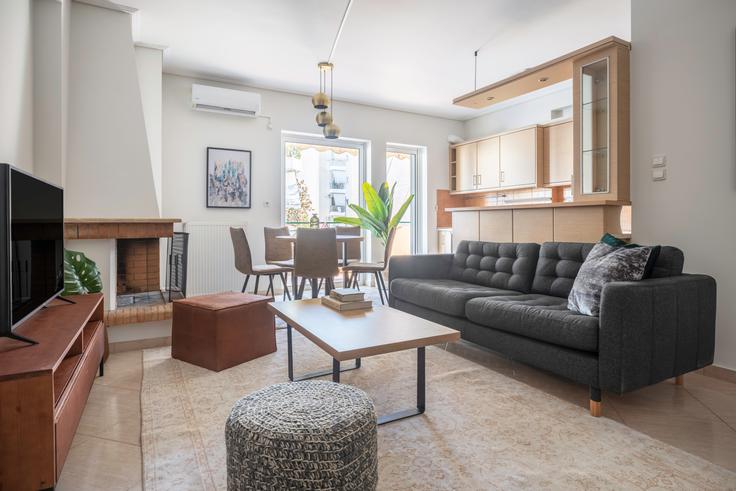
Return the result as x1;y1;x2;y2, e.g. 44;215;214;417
650;246;684;278
465;294;599;352
390;278;521;317
532;242;595;298
450;241;540;293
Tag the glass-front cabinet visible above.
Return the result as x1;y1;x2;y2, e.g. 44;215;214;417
580;58;609;194
573;41;629;202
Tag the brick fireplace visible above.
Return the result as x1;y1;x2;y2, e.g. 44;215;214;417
117;238;161;294
64;218;182;326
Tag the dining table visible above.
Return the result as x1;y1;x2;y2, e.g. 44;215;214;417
275;233;364;292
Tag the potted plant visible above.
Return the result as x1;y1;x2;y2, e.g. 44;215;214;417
334;181;413;246
63;249;103;295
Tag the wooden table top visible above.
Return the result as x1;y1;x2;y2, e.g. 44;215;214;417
275;235;364;243
268;299;460;361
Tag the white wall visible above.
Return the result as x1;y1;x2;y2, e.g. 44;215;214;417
631;0;736;370
463;85;572;139
135;45;163;214
0;0;34;172
32;0;64;186
162;74;463;267
66;2;159;218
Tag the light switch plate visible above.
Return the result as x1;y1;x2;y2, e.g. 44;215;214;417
652;155;666;167
652;168;667;181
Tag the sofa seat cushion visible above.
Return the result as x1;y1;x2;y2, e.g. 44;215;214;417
465;294;599;352
390;278;521;317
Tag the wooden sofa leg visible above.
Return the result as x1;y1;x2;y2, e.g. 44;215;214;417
675;375;684;386
589;386;602;417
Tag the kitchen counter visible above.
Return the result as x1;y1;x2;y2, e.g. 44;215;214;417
445;200;630;212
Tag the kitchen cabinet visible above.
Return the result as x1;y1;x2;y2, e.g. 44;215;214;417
476;137;500;190
543;120;573;186
478;210;513;242
451;211;479;249
455;143;477;192
499;127;542;188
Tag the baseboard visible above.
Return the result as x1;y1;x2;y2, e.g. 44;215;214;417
109;336;171;353
700;365;736;384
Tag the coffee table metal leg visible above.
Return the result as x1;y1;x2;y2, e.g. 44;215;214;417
285;322;361;382
287;323;294;381
333;358;340;383
377;347;426;425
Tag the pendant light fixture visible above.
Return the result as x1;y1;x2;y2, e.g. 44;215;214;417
311;0;353;140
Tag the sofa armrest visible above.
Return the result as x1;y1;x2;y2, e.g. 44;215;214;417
388;254;453;283
598;274;716;393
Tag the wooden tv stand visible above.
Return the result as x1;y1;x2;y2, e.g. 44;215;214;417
0;293;106;490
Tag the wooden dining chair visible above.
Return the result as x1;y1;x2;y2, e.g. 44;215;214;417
294;228;338;299
334;225;361;264
264;226;295;296
342;227;396;304
229;227;291;300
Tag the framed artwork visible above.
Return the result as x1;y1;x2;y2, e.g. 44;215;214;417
206;147;252;208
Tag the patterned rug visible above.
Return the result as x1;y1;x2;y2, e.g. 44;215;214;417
141;329;736;490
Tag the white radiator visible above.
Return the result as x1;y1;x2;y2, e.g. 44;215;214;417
182;221;247;296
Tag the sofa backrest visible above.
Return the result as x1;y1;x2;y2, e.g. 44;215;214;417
532;242;686;298
531;242;594;298
451;241;540;293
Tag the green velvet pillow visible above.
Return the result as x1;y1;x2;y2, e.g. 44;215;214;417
600;233;639;248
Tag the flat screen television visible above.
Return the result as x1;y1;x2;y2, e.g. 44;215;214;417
0;164;64;344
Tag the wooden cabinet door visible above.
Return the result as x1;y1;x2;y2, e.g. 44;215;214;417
499;128;538;188
454;143;477;191
544;121;573;185
478;210;513;242
451;211;479;249
476;137;500;190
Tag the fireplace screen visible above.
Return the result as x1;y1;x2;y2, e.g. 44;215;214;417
166;232;189;301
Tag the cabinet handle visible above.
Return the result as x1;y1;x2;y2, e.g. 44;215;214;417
478;174;482;186
500;170;505;182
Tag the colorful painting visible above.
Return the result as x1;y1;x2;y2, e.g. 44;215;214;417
206;147;251;208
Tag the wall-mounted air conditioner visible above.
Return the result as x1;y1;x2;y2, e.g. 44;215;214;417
191;84;261;118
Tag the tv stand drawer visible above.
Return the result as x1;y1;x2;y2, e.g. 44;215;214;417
54;322;104;478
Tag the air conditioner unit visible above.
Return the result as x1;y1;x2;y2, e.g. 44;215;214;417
191;84;261;118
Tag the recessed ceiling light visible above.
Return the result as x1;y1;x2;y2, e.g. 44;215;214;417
538;77;549;82
487;96;494;101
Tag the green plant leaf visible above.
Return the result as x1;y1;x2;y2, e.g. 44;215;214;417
333;216;362;226
377;181;390;204
348;203;387;239
362;182;388;223
63;250;103;295
389;194;414;229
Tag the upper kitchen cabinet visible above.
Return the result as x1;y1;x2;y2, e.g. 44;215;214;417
455;142;477;192
573;40;630;202
499;127;542;189
543;120;573;186
476;137;500;190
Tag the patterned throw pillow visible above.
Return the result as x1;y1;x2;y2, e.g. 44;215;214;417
567;242;654;316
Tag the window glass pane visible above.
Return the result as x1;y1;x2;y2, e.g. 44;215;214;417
386;150;415;255
284;142;360;226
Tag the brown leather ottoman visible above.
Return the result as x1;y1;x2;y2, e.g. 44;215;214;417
172;292;276;371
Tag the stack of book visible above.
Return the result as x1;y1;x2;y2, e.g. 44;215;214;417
321;288;372;311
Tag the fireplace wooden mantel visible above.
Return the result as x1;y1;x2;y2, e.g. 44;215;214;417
64;218;182;240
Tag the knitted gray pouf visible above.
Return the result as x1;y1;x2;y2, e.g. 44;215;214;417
226;381;378;491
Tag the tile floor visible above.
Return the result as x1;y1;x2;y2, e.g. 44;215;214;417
57;308;736;491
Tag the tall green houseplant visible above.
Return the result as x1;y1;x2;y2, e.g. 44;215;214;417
335;181;413;246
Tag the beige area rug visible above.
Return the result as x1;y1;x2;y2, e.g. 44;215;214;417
142;330;736;490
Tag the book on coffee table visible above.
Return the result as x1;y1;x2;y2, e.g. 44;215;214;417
321;296;372;312
329;288;365;302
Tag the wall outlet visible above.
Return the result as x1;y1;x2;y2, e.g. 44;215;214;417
652;155;666;167
652;168;667;181
263;201;270;208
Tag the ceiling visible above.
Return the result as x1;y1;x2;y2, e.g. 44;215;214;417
124;0;630;120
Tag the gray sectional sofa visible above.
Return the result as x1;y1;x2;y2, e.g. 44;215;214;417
388;241;717;415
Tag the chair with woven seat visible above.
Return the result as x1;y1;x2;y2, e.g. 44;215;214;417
264;226;295;296
230;227;291;300
294;228;338;299
343;228;396;305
